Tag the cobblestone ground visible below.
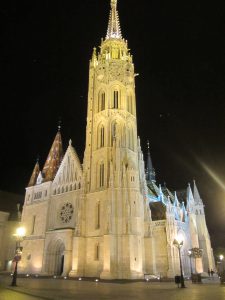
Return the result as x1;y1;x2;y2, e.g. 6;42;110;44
0;275;224;300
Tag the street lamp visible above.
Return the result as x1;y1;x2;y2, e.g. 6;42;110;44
11;227;26;287
188;250;193;275
219;255;224;274
173;238;186;288
219;255;224;261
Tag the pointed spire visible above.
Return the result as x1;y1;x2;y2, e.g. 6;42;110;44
193;180;203;205
106;0;122;39
42;127;64;182
146;141;156;182
91;47;98;67
174;191;180;207
187;182;195;203
28;158;40;187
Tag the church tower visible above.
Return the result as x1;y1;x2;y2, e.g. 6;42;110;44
83;0;146;279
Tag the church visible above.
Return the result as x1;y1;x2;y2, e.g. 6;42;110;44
20;0;215;279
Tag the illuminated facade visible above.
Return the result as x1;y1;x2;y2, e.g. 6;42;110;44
20;0;215;279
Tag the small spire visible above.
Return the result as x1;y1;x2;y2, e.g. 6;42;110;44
58;118;62;132
193;180;203;205
28;159;40;187
92;47;98;67
174;191;180;206
146;140;156;182
106;0;122;39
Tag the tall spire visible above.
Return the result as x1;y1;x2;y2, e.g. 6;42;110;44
28;158;40;187
146;141;156;182
193;180;203;205
106;0;122;39
42;127;64;182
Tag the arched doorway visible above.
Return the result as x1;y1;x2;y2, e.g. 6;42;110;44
46;240;65;275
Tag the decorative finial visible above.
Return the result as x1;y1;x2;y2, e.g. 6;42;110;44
106;0;122;39
58;118;62;131
147;140;150;150
69;139;72;146
36;155;40;163
111;0;117;8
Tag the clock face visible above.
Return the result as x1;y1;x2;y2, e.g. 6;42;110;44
60;202;74;224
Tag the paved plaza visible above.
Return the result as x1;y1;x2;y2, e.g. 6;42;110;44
0;275;224;300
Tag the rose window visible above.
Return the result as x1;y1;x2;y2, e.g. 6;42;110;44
60;203;74;224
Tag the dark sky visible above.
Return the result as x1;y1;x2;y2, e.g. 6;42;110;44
1;0;225;249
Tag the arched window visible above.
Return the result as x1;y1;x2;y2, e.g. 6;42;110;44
96;202;100;229
100;163;104;188
99;126;105;148
113;90;119;109
111;122;117;146
98;91;105;112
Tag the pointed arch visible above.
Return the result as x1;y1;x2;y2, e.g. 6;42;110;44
112;88;120;109
97;161;105;188
98;90;106;112
96;201;100;229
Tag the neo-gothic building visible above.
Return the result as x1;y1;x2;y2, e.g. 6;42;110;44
20;0;215;279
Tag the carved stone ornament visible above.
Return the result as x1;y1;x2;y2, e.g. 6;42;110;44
60;202;74;224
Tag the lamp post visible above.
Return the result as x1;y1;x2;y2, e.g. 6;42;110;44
188;250;193;275
11;227;26;287
173;238;186;288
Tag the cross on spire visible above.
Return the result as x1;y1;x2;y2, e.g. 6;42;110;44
106;0;122;39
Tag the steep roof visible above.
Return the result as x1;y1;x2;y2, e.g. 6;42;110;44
28;160;40;187
106;0;122;40
42;130;64;183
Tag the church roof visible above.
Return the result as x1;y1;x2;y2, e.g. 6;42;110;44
42;129;64;183
193;180;203;205
106;0;122;39
28;160;40;187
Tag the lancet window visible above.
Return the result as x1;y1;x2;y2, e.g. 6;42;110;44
98;91;105;112
96;201;100;229
113;90;119;109
99;163;104;188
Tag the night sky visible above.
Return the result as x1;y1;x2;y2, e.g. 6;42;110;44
1;0;225;248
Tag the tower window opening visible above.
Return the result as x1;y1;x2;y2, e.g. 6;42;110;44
111;122;117;146
98;91;105;112
113;91;119;109
99;126;105;148
96;202;100;229
100;163;104;188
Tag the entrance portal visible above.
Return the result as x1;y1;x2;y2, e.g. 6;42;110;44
46;240;65;275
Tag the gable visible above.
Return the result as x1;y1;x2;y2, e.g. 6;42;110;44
52;143;83;195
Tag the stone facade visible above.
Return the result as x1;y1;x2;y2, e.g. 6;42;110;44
19;0;215;279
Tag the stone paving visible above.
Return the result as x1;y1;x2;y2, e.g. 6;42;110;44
0;275;224;300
